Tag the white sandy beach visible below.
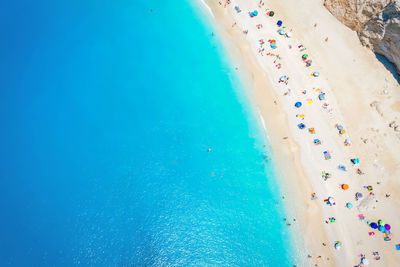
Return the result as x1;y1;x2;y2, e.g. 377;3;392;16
201;0;400;266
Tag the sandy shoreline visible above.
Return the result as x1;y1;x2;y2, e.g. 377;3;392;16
200;0;400;266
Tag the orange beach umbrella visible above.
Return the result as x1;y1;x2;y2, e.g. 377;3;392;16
342;184;349;190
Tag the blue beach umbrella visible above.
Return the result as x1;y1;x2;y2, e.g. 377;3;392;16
370;222;378;229
346;203;353;209
277;20;282;26
298;123;306;130
295;102;302;108
334;242;342;250
379;225;385;232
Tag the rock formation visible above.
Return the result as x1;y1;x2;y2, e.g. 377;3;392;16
324;0;400;75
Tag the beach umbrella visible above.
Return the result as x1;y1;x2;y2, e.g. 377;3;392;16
328;197;334;203
341;184;349;190
385;224;391;230
351;158;359;164
295;102;302;108
346;203;353;208
254;10;258;16
312;72;320;77
268;11;275;17
338;165;347;171
334;242;342;250
302;54;308;59
379;225;385;232
277;20;282;26
298;123;306;129
370;222;378;229
378;220;385;226
337;125;343;130
356;192;363;199
344;138;351;146
361;258;369;265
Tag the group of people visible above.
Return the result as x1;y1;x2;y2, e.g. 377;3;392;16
219;0;391;265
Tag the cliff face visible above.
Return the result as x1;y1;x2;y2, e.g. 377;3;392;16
324;0;400;75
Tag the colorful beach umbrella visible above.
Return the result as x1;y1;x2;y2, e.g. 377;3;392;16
334;242;342;250
361;258;369;265
385;224;391;230
370;222;378;229
295;102;302;108
379;225;386;232
298;123;306;129
344;138;351;146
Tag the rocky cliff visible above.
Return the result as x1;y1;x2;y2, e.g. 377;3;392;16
324;0;400;75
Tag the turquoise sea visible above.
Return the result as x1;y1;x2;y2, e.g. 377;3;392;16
0;0;297;265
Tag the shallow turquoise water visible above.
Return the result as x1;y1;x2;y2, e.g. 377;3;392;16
0;0;297;265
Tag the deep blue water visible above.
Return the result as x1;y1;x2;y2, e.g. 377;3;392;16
0;0;297;265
